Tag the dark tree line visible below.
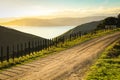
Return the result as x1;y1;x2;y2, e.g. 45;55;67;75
118;14;120;27
97;14;120;29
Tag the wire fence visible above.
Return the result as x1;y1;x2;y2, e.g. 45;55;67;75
0;31;83;63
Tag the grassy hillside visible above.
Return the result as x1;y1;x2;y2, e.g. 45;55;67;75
0;25;46;45
0;25;47;59
59;21;101;38
85;40;120;80
0;16;106;26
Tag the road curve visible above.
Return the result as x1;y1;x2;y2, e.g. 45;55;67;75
0;32;120;80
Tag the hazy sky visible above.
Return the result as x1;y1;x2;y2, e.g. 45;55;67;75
0;0;120;18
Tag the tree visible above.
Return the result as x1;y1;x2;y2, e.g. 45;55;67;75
104;17;117;25
118;14;120;19
97;17;117;29
97;21;105;30
117;14;120;27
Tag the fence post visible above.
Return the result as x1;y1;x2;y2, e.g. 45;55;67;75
37;40;40;51
12;45;15;61
55;38;58;47
73;33;75;39
42;40;45;50
76;32;79;38
47;40;50;50
62;36;64;44
49;39;52;48
36;40;39;52
79;31;81;37
31;41;34;54
48;39;50;48
41;40;43;50
6;46;9;62
52;38;54;46
70;34;72;41
20;43;23;57
36;40;38;51
40;40;42;51
35;40;37;52
24;42;27;56
37;40;39;51
44;40;47;49
39;40;42;51
1;46;3;63
75;33;77;39
17;44;19;58
51;38;53;47
28;41;31;55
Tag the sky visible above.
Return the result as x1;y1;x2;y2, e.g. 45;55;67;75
0;0;120;18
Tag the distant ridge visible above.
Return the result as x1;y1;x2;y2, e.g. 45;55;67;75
0;16;106;26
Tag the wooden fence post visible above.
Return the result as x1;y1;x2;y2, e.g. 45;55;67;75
55;38;58;47
35;40;37;52
49;39;52;48
6;46;9;62
77;32;79;38
70;34;72;41
79;31;81;37
28;41;31;55
37;40;40;51
31;41;34;54
20;43;23;57
36;40;39;52
12;45;15;61
42;40;44;50
1;46;3;63
41;40;43;50
45;40;47;49
17;44;19;58
39;40;42;51
24;42;27;56
62;36;65;44
52;39;54;46
73;33;75;39
40;40;42;51
47;40;50;50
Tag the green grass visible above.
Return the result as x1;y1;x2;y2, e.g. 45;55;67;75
0;28;120;71
85;39;120;80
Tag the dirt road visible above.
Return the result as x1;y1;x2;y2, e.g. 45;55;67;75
0;32;120;80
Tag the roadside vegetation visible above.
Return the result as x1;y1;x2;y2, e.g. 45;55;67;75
0;28;120;71
85;39;120;80
0;13;120;71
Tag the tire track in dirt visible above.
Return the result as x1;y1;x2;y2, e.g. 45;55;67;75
0;32;119;80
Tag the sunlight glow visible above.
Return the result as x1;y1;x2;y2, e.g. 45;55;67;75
0;0;119;18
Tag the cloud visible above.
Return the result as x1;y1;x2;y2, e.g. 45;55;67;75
52;7;120;18
93;7;120;16
0;0;119;18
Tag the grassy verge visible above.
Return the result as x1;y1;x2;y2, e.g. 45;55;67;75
0;28;120;71
85;38;120;80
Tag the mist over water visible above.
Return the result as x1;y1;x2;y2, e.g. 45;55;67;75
6;26;75;39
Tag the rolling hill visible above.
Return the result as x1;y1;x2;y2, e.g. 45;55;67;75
0;25;46;46
0;16;106;26
60;21;101;37
0;25;48;58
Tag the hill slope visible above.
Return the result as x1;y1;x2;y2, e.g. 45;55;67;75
0;25;48;57
0;16;105;26
0;25;46;46
60;21;101;37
